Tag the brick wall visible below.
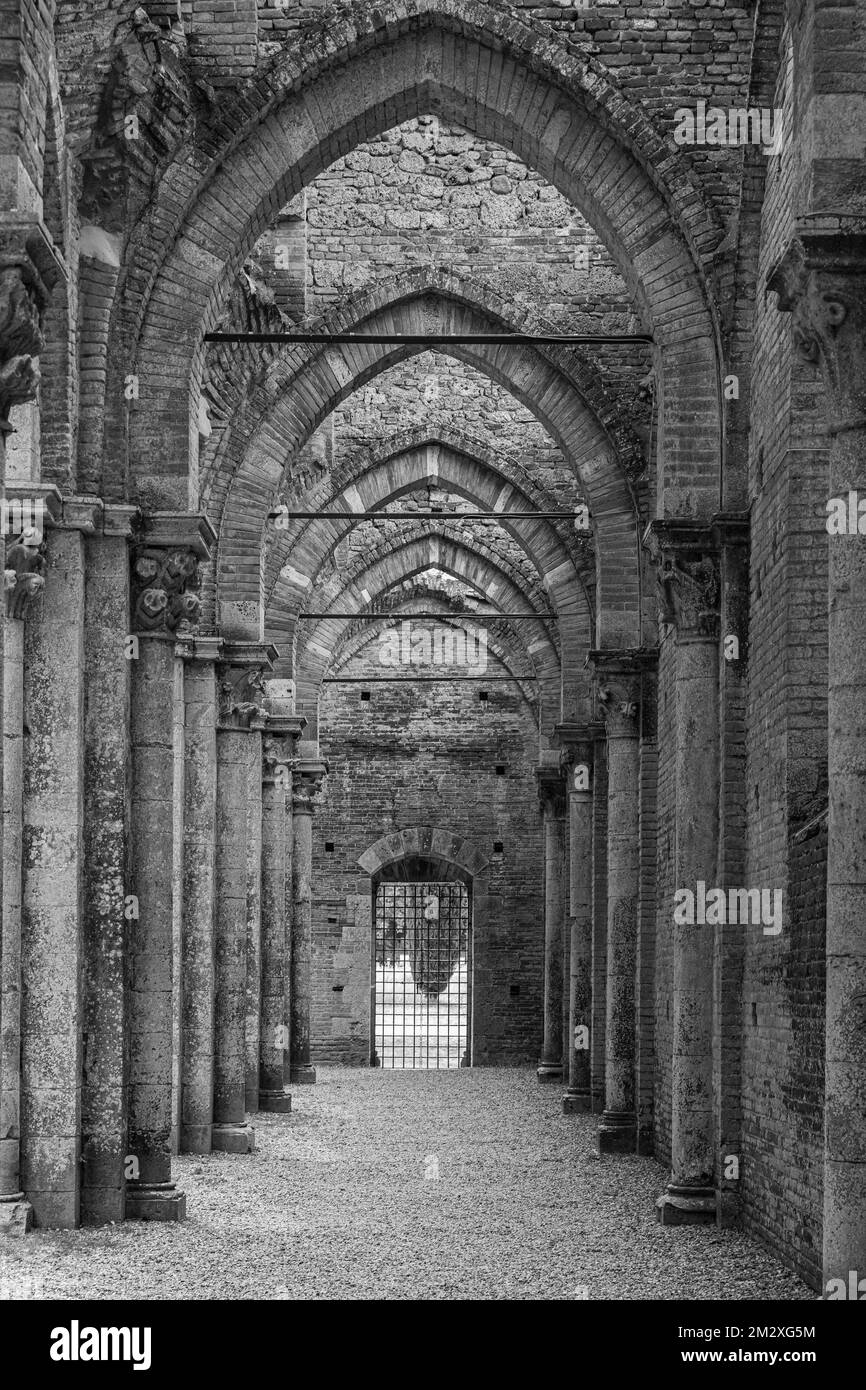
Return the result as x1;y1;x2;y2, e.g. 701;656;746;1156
311;628;545;1066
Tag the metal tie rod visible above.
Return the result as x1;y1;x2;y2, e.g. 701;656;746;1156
205;331;653;345
270;509;582;520
322;675;538;682
300;612;556;620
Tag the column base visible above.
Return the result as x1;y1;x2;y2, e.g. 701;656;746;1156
0;1193;34;1235
562;1089;591;1114
179;1124;213;1155
259;1089;293;1114
211;1123;255;1154
290;1065;316;1085
597;1110;637;1153
536;1063;563;1082
125;1182;187;1222
656;1183;717;1225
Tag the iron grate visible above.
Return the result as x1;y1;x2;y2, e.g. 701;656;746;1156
373;881;470;1069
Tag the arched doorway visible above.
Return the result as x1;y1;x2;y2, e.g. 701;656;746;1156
372;862;472;1068
358;829;491;1067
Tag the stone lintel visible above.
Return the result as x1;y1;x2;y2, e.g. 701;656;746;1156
220;640;279;671
176;635;223;663
101;503;141;538
59;495;102;533
134;511;216;561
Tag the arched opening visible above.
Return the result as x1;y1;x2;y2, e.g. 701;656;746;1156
372;862;472;1069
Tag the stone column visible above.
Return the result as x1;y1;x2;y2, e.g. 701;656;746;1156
536;759;567;1082
0;225;62;1234
770;231;866;1288
178;636;222;1154
259;711;306;1111
557;726;597;1114
244;710;266;1115
590;653;645;1152
19;509;90;1226
290;759;328;1085
81;504;138;1225
649;527;720;1224
1;610;27;1231
126;513;214;1220
212;642;275;1150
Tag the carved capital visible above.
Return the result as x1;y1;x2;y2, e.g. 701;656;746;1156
587;649;654;738
4;528;47;619
767;229;866;419
536;757;566;817
292;757;328;812
0;220;65;418
262;716;306;784
130;512;215;638
218;640;277;730
644;521;721;641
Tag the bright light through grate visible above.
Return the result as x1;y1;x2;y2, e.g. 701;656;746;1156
373;881;470;1068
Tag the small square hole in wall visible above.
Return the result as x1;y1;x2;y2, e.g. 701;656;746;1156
493;840;504;855
495;764;506;776
509;984;520;998
478;690;488;703
325;842;334;853
361;690;371;702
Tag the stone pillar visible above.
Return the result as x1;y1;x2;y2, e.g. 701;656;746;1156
20;515;88;1226
290;759;328;1085
1;612;27;1230
126;514;214;1220
259;708;306;1112
557;726;597;1114
536;759;567;1082
244;712;266;1115
0;224;62;1234
212;642;275;1150
649;527;720;1224
770;231;866;1288
590;653;645;1152
81;505;138;1225
178;636;222;1154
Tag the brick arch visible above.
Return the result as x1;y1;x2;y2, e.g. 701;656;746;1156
263;439;593;638
283;533;570;739
358;826;490;882
110;0;723;522
217;280;636;644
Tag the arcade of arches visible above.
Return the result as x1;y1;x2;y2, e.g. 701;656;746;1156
0;0;864;1299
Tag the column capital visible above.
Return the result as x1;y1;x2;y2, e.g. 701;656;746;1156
129;513;215;639
767;226;866;414
587;648;655;738
643;520;721;642
262;716;307;784
0;217;65;420
536;755;566;817
292;757;328;811
553;720;603;766
217;640;278;730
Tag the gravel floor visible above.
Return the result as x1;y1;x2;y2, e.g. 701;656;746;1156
1;1068;814;1300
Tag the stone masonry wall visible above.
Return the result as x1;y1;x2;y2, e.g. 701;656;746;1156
311;628;545;1066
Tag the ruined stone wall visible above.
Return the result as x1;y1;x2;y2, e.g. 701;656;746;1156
738;15;828;1286
311;632;545;1065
